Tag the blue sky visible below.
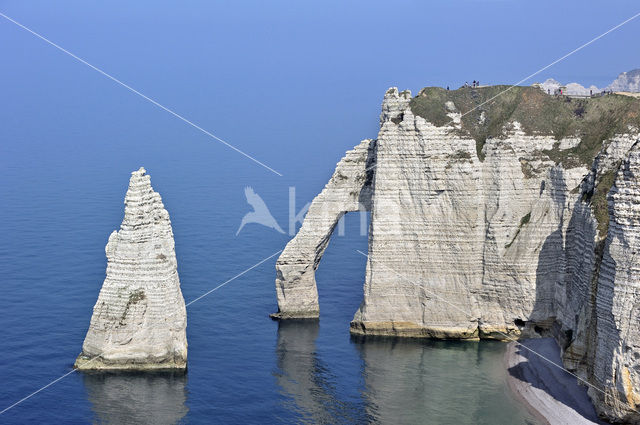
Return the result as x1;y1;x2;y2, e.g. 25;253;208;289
1;0;639;182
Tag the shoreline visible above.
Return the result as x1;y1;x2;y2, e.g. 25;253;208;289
504;342;552;425
504;338;605;425
74;354;187;372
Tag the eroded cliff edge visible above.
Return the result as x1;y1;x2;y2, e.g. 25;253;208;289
75;167;187;371
274;85;640;423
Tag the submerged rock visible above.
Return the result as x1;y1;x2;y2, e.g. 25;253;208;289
75;167;187;371
274;85;640;422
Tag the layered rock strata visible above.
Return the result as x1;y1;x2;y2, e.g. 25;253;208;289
587;144;640;422
75;167;187;370
274;85;640;422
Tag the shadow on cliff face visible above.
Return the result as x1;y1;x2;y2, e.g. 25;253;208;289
507;338;606;424
559;199;598;364
531;227;564;333
587;224;633;422
357;139;376;211
526;163;635;421
274;320;371;424
81;371;188;425
530;166;568;335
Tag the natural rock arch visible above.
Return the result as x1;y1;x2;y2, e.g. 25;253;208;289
270;139;375;319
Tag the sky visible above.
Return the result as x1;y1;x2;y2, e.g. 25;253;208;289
0;0;639;185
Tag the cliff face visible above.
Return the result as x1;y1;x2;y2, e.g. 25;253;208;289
537;68;640;96
75;167;187;370
540;78;601;96
588;143;640;422
607;69;640;93
351;87;596;340
274;86;640;422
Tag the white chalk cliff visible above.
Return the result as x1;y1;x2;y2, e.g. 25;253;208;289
540;78;601;96
607;69;640;93
75;167;187;370
587;144;640;422
537;68;640;96
274;86;640;423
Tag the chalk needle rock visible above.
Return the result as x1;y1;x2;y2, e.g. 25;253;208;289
75;167;187;371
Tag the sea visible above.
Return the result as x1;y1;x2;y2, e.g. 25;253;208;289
0;141;541;425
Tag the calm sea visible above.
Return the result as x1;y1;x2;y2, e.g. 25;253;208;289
0;147;540;424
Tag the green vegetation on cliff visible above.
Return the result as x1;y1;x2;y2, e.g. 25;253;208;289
119;289;146;324
583;163;621;238
505;211;531;249
410;86;640;165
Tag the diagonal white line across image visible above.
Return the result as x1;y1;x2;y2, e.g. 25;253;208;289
0;249;282;416
355;249;640;417
0;12;284;177
364;10;640;174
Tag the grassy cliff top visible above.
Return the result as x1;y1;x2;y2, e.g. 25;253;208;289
409;85;640;165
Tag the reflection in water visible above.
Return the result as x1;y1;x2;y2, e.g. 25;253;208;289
352;335;539;425
82;371;188;425
275;322;539;425
274;320;370;424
